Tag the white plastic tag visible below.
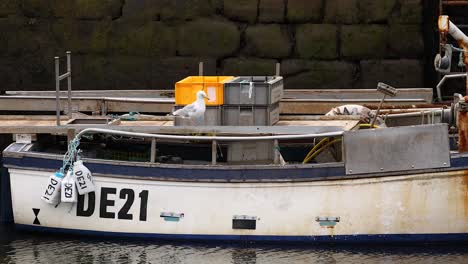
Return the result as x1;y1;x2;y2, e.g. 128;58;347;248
61;171;77;203
73;160;95;195
41;172;64;204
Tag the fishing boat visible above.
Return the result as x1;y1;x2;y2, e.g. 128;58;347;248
1;15;467;243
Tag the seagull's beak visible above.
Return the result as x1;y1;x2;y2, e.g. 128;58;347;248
204;95;211;100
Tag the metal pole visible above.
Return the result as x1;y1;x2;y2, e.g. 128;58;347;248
370;94;386;127
55;57;61;126
211;140;217;165
150;138;156;163
436;73;466;101
275;63;281;76
273;139;279;164
66;51;72;119
199;62;203;76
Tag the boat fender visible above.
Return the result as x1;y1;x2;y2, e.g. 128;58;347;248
73;160;95;195
41;171;64;204
61;171;77;203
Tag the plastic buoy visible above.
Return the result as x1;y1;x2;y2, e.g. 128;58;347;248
41;171;64;204
61;171;77;203
73;160;95;195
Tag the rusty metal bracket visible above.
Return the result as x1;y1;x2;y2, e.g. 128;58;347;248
458;101;468;112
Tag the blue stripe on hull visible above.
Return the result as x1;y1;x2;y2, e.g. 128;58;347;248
5;155;468;181
3;156;345;181
15;224;468;244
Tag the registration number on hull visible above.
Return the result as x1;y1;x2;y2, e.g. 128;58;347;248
76;187;149;221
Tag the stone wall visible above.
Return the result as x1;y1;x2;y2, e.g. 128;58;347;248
0;0;426;93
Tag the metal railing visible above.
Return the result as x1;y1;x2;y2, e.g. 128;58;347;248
74;128;344;165
55;51;72;126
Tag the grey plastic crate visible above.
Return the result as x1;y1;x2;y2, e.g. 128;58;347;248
223;76;283;105
222;103;280;126
174;106;222;126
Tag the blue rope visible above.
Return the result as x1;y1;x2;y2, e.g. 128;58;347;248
59;138;81;175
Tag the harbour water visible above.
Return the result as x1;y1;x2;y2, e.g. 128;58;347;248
0;226;467;264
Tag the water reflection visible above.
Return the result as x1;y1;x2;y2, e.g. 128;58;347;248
0;228;466;264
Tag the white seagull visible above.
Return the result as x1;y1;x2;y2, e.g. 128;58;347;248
173;90;209;125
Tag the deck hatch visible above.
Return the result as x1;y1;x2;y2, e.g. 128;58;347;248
232;215;257;230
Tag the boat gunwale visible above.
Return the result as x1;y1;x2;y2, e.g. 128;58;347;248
3;144;468;183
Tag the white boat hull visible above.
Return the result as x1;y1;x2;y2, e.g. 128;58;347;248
8;168;468;242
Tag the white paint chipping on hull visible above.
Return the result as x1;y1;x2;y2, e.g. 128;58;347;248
8;168;468;237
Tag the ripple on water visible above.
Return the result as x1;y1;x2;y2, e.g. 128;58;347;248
0;229;467;264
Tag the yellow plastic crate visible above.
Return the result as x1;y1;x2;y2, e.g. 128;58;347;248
175;76;234;106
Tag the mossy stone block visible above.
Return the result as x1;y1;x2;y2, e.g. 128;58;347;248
359;0;397;23
72;55;114;89
341;25;388;59
160;0;216;21
359;59;423;88
110;21;175;57
178;18;240;57
287;0;322;23
0;0;19;17
221;57;277;76
282;59;357;89
224;0;258;23
20;0;53;17
152;57;217;89
6;17;54;56
324;0;359;24
391;0;423;24
259;0;284;23
123;0;217;21
109;56;153;89
244;24;291;58
52;19;113;54
74;0;123;20
388;25;423;58
296;24;337;59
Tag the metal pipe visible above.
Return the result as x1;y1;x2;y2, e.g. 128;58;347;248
55;57;61;126
150;138;156;163
66;51;72;119
275;63;280;76
385;109;443;118
440;17;468;95
273;139;279;164
74;128;345;142
370;94;386;127
211;140;217;165
442;1;468;5
58;72;71;81
199;62;203;76
436;73;467;101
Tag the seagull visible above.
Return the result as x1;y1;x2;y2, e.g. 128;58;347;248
173;90;209;125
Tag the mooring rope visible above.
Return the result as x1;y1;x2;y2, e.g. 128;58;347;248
60;138;81;175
